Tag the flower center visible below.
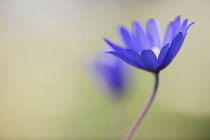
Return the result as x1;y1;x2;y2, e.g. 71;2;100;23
152;47;160;58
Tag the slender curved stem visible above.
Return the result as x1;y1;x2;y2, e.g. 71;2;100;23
124;72;159;140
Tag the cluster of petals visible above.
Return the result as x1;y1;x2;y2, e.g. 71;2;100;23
104;16;194;72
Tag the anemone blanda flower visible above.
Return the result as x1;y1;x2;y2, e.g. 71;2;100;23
104;16;194;73
94;53;130;96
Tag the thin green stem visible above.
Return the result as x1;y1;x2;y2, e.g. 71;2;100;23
124;72;159;140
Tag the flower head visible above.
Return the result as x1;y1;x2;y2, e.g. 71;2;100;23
94;53;130;96
104;16;194;73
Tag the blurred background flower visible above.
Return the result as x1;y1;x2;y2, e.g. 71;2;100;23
93;52;130;98
0;0;210;140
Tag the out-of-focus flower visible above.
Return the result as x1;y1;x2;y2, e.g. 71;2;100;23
104;16;194;73
94;53;130;97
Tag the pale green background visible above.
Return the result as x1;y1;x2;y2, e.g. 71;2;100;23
0;0;209;140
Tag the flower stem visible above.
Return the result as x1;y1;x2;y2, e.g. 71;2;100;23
124;72;159;140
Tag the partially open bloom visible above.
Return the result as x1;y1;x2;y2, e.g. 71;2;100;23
104;16;194;73
94;53;129;96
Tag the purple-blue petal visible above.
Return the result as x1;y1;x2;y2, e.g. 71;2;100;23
163;21;174;46
146;19;162;48
125;49;147;69
118;26;136;50
163;16;181;46
180;20;195;35
179;19;188;34
141;50;158;71
103;38;131;58
186;22;195;33
160;32;184;69
157;43;170;66
106;51;140;68
172;16;181;37
132;21;150;51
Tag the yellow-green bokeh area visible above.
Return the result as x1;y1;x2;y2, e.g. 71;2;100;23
0;0;210;140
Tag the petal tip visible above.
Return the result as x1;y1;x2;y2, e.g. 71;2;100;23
175;15;181;20
189;22;195;26
147;18;157;24
103;37;108;42
118;25;127;32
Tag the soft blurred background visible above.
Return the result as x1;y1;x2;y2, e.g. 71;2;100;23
0;0;209;140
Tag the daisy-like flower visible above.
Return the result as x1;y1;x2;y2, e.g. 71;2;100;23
102;16;194;140
104;16;194;73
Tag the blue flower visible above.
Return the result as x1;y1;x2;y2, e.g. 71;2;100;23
104;16;194;73
94;53;129;96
